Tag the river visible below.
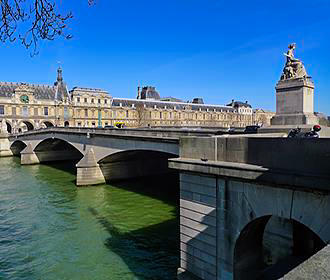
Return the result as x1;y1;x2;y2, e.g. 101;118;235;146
0;157;179;280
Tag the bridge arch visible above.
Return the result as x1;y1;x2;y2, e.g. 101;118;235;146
33;137;84;163
17;120;34;132
41;121;55;128
233;215;326;280
10;140;27;156
97;149;178;182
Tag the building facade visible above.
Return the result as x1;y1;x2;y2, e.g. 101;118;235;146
0;68;257;133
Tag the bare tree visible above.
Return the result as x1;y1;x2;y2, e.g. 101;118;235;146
135;103;147;127
0;0;94;55
255;113;268;126
319;117;330;127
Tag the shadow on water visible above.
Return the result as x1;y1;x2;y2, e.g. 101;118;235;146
97;173;181;279
89;207;179;280
41;160;79;176
86;173;181;279
109;172;180;207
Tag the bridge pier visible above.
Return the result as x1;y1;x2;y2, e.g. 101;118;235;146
21;143;40;165
76;148;106;186
0;133;13;157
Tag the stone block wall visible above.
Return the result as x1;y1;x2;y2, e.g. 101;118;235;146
179;173;217;280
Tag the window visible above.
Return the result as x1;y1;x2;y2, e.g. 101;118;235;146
22;106;28;117
44;107;48;116
77;122;82;127
12;107;16;116
34;108;38;116
92;122;96;127
84;98;87;103
126;110;129;118
105;99;107;104
0;105;4;115
77;97;80;103
64;107;69;119
160;112;162;119
91;98;94;103
85;109;88;117
98;99;101;104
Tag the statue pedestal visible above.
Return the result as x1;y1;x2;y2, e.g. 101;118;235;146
271;78;319;125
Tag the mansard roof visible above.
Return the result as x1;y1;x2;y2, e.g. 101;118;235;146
226;100;252;108
140;86;161;100
112;97;235;112
70;87;109;96
0;82;55;100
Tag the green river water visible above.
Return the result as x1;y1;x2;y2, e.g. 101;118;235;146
0;157;179;280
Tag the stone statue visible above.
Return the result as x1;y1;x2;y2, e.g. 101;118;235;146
280;43;308;80
0;119;8;134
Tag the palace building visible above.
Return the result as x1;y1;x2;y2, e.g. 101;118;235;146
0;68;256;133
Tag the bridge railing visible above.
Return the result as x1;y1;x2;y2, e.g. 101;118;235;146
9;126;246;139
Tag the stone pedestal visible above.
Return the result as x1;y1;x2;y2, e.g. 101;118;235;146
0;132;13;157
271;78;319;125
21;143;40;165
76;148;105;186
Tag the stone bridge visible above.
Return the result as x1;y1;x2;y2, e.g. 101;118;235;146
170;136;330;280
4;127;227;186
5;127;197;185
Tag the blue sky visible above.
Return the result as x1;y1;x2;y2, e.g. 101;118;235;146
1;0;330;114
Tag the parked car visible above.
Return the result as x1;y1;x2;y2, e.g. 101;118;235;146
244;125;260;133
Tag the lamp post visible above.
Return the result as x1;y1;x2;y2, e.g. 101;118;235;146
54;100;58;127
